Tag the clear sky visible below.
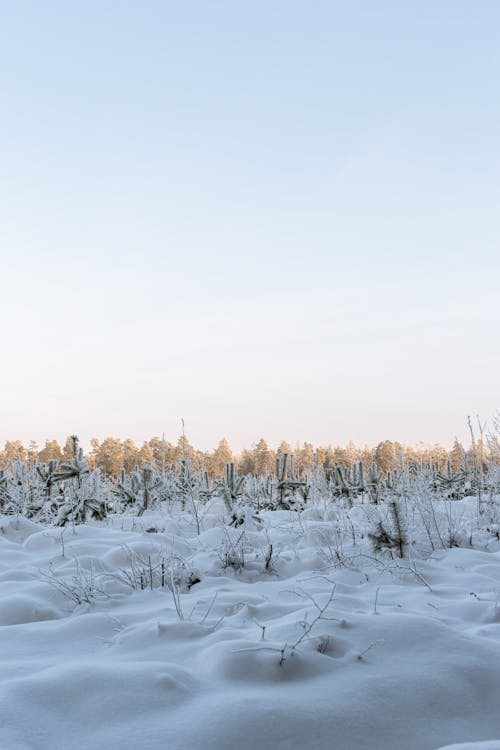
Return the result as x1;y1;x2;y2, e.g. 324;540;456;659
0;0;499;452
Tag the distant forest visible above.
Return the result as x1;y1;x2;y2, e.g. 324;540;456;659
0;434;492;478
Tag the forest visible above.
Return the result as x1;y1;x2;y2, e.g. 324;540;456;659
0;432;489;478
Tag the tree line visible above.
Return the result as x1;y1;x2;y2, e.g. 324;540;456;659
0;434;489;478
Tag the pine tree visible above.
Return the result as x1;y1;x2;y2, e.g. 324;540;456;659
276;440;293;457
296;442;315;474
0;440;27;466
450;439;465;472
122;439;139;473
38;439;63;463
209;438;233;476
93;437;125;477
374;440;398;473
369;500;407;558
254;438;274;475
62;436;77;463
237;448;255;475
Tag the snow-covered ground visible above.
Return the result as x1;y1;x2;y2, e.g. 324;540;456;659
1;498;500;750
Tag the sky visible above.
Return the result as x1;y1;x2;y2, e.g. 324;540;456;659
0;0;499;452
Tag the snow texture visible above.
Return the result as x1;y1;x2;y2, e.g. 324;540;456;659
1;499;500;749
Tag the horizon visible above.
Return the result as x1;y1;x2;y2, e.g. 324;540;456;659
0;420;488;455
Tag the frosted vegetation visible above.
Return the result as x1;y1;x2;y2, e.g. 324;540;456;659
1;429;500;750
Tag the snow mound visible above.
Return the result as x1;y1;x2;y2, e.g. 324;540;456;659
1;507;500;749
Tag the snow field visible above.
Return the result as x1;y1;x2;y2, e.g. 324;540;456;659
1;500;500;750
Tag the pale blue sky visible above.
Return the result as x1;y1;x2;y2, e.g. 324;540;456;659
1;1;499;451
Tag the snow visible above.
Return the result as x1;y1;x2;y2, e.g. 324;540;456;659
1;500;500;750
